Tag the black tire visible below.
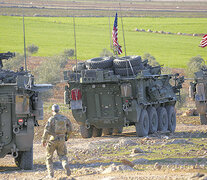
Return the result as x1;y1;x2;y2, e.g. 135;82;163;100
16;146;33;170
103;128;113;136
114;65;142;76
113;127;123;134
157;107;168;132
166;106;176;132
113;56;142;68
80;125;93;138
200;115;207;125
135;109;149;137
92;126;102;137
147;107;158;134
85;57;114;69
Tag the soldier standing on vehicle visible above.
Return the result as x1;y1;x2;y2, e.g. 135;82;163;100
42;104;72;178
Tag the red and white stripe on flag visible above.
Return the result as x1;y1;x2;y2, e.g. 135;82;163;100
112;13;122;55
200;34;207;48
112;28;122;54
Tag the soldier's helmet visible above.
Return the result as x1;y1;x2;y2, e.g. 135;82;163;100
52;104;60;112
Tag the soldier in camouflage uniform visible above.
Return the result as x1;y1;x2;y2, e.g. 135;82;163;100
42;104;72;178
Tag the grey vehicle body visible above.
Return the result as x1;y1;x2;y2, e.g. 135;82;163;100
0;52;52;170
189;69;207;124
64;56;184;138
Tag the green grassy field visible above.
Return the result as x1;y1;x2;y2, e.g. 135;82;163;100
1;16;207;68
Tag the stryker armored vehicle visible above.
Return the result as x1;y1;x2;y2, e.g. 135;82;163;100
0;52;52;169
64;56;184;138
189;68;207;124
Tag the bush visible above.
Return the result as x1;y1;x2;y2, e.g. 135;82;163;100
175;89;188;109
3;53;24;71
63;49;74;58
161;67;172;74
51;55;69;69
186;55;206;78
143;53;160;67
36;56;62;84
36;48;76;84
27;44;39;54
100;48;113;57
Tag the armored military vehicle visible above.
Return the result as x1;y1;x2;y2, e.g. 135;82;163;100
64;56;184;138
189;68;207;124
0;52;52;170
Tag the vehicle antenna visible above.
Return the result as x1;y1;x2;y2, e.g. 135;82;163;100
108;16;112;50
23;14;27;72
73;16;78;81
119;3;130;77
119;3;127;57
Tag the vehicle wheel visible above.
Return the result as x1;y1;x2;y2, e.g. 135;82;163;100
103;128;113;136
157;107;168;132
200;114;207;125
113;56;142;68
135;109;149;137
113;127;123;134
80;125;93;138
16;146;33;170
92;126;102;137
166;106;176;132
147;107;158;134
85;57;114;69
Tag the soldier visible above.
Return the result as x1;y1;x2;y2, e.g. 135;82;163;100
42;104;72;178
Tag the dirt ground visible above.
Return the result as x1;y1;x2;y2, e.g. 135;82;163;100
1;115;207;180
0;58;206;179
1;0;207;11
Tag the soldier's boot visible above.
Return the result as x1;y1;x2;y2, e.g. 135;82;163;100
60;155;71;176
63;163;71;176
66;166;71;176
46;174;54;179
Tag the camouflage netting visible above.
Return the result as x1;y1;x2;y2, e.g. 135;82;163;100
0;69;27;83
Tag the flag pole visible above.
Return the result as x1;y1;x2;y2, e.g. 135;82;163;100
119;3;129;76
119;3;127;57
23;14;27;72
73;16;78;81
108;16;112;50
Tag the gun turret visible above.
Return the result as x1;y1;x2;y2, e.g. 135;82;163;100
0;52;15;68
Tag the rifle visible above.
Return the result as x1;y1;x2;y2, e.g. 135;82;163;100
0;52;15;68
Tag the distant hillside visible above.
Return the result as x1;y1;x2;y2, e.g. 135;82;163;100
1;0;207;17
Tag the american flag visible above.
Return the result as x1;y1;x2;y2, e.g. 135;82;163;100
112;12;122;55
199;34;207;48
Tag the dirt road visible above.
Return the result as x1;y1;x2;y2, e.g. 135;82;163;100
1;116;207;180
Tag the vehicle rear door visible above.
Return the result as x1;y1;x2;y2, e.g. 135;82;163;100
84;83;122;119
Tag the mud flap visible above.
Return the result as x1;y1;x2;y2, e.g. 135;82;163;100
71;100;83;110
15;118;34;151
72;109;86;125
196;101;206;115
125;100;142;123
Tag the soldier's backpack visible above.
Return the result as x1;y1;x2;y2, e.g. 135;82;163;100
54;116;67;135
